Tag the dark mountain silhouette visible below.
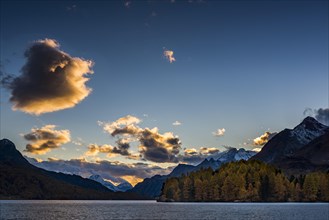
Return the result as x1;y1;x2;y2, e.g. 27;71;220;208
0;139;143;200
129;148;256;198
273;130;329;174
252;117;329;174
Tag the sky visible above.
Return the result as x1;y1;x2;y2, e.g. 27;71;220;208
0;0;328;185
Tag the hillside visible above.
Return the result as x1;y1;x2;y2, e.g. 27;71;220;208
159;160;329;202
129;148;256;198
0;139;143;200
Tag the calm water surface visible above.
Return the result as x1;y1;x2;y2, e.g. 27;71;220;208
0;200;328;220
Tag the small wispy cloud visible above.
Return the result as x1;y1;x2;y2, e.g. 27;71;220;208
124;1;132;8
163;49;176;63
66;4;77;11
212;128;225;137
172;121;182;126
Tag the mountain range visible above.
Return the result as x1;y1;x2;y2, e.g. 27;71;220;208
0;139;142;200
129;148;257;198
1;116;328;200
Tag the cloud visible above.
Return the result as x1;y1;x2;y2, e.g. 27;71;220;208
163;50;176;63
66;4;77;11
23;125;71;154
139;128;181;163
172;120;182;126
98;115;182;163
0;66;15;90
178;147;220;164
85;144;114;156
314;108;329;126
303;108;314;117
86;141;131;157
199;147;220;155
184;148;198;156
99;115;141;135
253;131;277;146
212;128;225;137
124;1;132;8
4;38;93;115
252;147;262;152
303;107;329;126
25;157;172;186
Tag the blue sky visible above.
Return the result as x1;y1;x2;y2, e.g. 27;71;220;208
0;0;328;180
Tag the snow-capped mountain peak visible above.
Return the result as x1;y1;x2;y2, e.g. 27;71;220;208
212;148;256;162
291;117;328;145
234;148;257;161
89;174;117;191
89;174;132;192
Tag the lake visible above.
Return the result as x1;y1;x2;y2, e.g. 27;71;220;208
0;200;328;220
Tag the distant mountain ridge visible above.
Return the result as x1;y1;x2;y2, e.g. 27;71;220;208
0;139;142;200
129;148;256;198
89;174;132;192
252;117;329;173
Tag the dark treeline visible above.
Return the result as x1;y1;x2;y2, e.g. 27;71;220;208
159;160;329;202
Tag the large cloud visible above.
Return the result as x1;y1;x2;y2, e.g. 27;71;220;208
5;39;93;115
23;125;71;154
98;115;182;163
25;157;172;186
253;131;277;146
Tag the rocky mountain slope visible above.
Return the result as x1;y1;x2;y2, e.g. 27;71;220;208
252;117;329;174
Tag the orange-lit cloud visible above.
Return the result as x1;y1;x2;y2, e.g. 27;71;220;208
253;131;277;146
121;175;143;187
99;115;182;163
23;125;71;154
184;148;198;155
99;115;141;135
86;142;130;157
252;147;262;152
180;146;220;164
163;50;176;63
212;128;226;137
6;38;93;115
199;147;220;155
